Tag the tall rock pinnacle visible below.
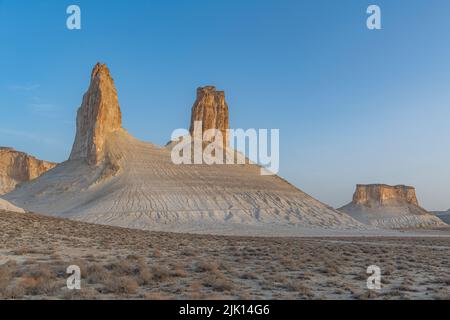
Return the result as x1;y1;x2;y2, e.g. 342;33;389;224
69;63;122;165
189;86;229;147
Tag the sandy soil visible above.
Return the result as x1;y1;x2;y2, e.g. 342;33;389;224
0;198;24;213
1;210;449;300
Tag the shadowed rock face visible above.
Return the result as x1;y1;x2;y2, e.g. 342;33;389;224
352;184;419;207
0;147;57;195
189;86;229;147
69;63;122;165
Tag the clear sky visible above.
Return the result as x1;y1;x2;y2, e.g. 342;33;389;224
1;0;450;210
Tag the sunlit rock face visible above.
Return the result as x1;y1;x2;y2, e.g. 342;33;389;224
69;63;123;165
0;147;57;195
352;184;419;207
189;86;229;147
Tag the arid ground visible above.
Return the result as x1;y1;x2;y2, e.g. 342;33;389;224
1;210;449;300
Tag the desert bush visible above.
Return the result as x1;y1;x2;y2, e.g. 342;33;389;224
105;276;139;294
151;266;170;281
63;287;99;300
18;275;58;296
86;263;110;284
202;276;234;292
195;260;219;273
135;264;153;285
283;280;312;296
108;260;136;275
1;284;26;299
171;265;188;278
239;272;258;280
180;247;196;256
143;292;172;300
149;249;162;258
0;263;14;290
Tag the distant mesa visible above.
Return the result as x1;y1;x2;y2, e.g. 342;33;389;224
339;184;447;229
4;62;365;236
0;147;57;195
352;184;419;207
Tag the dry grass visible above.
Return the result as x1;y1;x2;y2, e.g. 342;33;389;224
1;210;450;299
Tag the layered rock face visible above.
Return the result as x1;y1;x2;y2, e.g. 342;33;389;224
0;147;57;195
69;63;122;165
352;184;419;207
189;86;229;147
339;184;446;229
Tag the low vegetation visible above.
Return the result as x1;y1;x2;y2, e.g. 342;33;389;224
1;210;449;299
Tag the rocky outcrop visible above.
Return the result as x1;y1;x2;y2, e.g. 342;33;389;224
189;86;229;147
339;184;446;229
352;184;419;207
0;147;57;195
69;63;122;165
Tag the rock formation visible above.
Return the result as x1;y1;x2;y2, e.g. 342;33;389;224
189;86;229;147
352;184;419;207
69;63;123;165
339;184;446;229
0;147;57;195
5;63;367;236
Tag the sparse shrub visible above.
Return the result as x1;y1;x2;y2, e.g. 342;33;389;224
149;249;162;258
143;292;172;300
180;247;196;256
135;264;153;285
239;272;258;280
283;280;312;296
105;276;138;294
0;263;14;290
151;266;170;281
195;261;219;273
86;263;110;284
202;276;234;292
111;260;136;275
18;275;57;296
1;284;26;299
171;265;188;278
63;287;99;300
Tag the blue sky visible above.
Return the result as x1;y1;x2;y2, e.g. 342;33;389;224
1;0;450;210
